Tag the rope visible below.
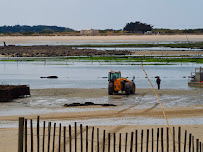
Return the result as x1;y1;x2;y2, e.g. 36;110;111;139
141;64;177;152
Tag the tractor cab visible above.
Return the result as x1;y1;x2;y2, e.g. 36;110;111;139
108;71;121;81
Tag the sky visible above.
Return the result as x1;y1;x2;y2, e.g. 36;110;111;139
0;0;203;30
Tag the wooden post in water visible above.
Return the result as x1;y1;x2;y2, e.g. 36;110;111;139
48;122;51;152
25;119;27;152
30;119;33;152
37;116;40;152
18;117;24;152
53;123;56;152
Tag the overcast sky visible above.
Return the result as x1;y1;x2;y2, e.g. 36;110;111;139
1;0;203;30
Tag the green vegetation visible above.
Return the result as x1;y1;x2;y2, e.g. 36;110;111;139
1;56;202;63
70;42;203;48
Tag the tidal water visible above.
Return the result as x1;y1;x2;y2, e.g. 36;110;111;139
0;60;202;89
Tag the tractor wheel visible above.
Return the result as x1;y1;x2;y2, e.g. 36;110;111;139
108;82;114;95
130;83;136;94
125;82;130;95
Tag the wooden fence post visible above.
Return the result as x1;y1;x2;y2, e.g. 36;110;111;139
80;124;83;152
141;130;143;152
130;132;134;152
157;128;159;152
48;122;51;152
53;123;56;152
173;127;175;152
97;128;100;152
103;130;106;152
30;119;33;152
196;139;199;152
192;136;194;152
125;133;128;152
113;133;116;152
58;123;61;152
75;122;77;152
161;128;164;152
18;117;24;152
86;126;88;152
37;116;40;152
119;133;121;152
25;119;27;152
152;129;154;152
167;127;169;152
91;127;94;152
200;142;202;152
108;133;110;152
178;127;181;152
189;134;192;152
42;121;45;152
146;129;149;152
135;130;138;152
184;130;187;152
69;125;72;152
64;126;66;152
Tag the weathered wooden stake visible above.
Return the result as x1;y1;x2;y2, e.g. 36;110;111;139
119;133;121;152
97;128;100;152
113;133;116;152
157;128;159;152
75;122;77;152
146;129;149;152
52;123;56;152
192;136;194;152
178;127;181;152
152;129;154;152
48;122;51;152
161;128;164;152
196;139;199;152
42;121;45;152
108;133;110;152
91;127;94;152
18;117;24;152
125;133;128;152
69;125;72;152
130;132;134;152
189;134;192;152
141;130;143;152
173;127;175;152
64;126;66;152
103;130;106;152
86;126;88;152
167;127;169;152
25;119;27;152
37;116;40;152
30;119;33;152
184;130;187;152
80;124;83;152
58;123;61;152
135;130;138;152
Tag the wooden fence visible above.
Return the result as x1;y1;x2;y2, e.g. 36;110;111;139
18;116;202;152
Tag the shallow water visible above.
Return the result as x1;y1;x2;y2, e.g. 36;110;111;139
0;61;202;89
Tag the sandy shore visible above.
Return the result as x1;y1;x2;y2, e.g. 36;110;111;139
0;35;203;45
0;88;202;151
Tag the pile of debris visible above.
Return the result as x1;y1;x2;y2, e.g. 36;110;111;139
64;102;116;107
0;85;30;102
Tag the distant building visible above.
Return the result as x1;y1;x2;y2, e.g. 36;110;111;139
145;31;153;34
80;29;99;35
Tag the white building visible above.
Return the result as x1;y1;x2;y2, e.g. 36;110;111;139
80;29;99;35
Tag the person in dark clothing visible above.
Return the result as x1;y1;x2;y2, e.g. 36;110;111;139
156;77;161;89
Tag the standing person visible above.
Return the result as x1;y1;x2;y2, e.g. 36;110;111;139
156;77;161;89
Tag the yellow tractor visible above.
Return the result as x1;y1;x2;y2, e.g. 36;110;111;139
108;70;136;95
